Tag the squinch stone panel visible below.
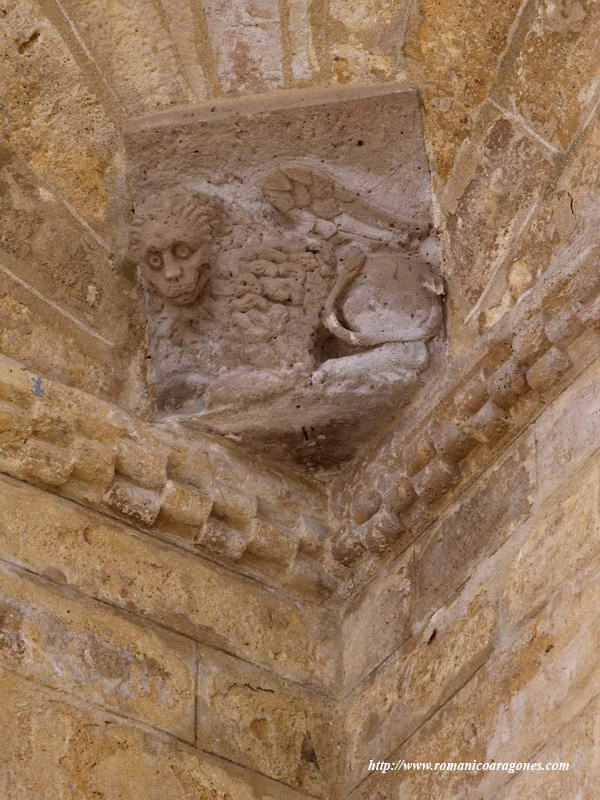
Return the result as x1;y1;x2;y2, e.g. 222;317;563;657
123;85;443;466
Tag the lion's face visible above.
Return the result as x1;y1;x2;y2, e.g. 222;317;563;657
131;191;224;306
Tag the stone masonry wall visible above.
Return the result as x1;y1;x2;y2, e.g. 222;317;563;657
0;0;598;797
0;474;342;798
340;351;600;797
0;305;597;798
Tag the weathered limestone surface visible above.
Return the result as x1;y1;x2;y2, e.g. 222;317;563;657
0;560;196;740
0;352;336;597
347;449;600;798
406;0;600;350
55;0;197;116
343;592;496;791
479;119;599;331
328;246;600;576
496;697;600;799
203;0;284;94
404;0;522;183
413;431;535;623
196;646;339;797
491;0;599;152
341;548;413;689
505;461;600;623
284;0;318;84
151;0;210;101
0;0;119;230
328;0;410;85
0;142;146;410
346;459;600;798
443;104;559;307
0;477;337;690
0;0;149;411
0;670;315;800
534;355;600;501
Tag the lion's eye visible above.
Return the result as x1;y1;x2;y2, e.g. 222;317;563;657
147;252;163;270
173;243;192;259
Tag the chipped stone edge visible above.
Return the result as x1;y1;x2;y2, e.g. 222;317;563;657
121;80;418;133
0;356;336;597
327;248;600;575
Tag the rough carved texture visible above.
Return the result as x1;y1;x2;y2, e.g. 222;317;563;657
124;86;443;465
0;353;335;598
329;247;600;571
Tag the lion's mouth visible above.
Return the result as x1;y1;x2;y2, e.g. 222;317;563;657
164;266;209;299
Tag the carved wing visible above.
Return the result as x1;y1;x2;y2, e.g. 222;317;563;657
261;162;418;239
261;162;441;348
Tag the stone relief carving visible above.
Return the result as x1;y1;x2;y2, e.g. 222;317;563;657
129;162;443;454
123;86;445;463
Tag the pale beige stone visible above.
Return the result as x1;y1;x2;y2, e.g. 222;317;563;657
0;562;196;740
203;0;284;94
123;86;441;467
158;480;213;538
0;0;119;227
342;547;412;688
497;697;600;799
443;104;559;309
0;143;137;340
58;0;196;115
196;647;338;797
0;669;314;800
0;5;598;798
477;120;599;331
286;0;316;82
351;556;600;798
505;459;600;622
414;432;535;624
0;476;337;688
535;356;600;500
329;0;409;84
492;0;600;151
343;596;496;792
156;0;209;100
0;144;145;408
404;0;523;182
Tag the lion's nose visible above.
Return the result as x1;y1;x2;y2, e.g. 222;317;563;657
163;252;182;281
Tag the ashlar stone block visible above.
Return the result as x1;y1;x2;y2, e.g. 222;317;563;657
0;562;196;740
404;0;522;183
351;563;600;799
202;0;285;94
0;0;118;227
443;103;558;310
505;458;600;623
0;476;337;688
343;594;496;792
497;696;600;799
196;646;338;797
57;0;196;115
535;355;600;501
342;546;413;689
414;431;535;624
0;669;315;800
479;120;599;328
492;0;600;151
